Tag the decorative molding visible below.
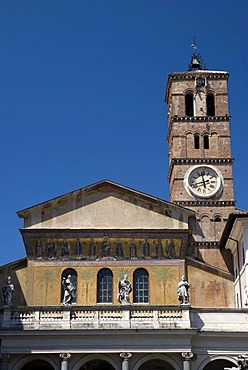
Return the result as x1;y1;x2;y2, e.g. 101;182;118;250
173;200;236;207
165;71;229;103
168;158;234;181
172;115;230;122
189;241;220;247
171;157;234;164
167;115;231;141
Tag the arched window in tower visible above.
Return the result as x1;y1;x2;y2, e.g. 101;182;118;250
214;216;222;223
203;134;209;149
185;93;194;116
214;215;223;240
133;268;149;303
194;134;200;149
61;268;77;305
206;93;215;116
97;268;113;303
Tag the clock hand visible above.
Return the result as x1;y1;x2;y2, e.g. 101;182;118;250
192;180;210;188
201;172;207;188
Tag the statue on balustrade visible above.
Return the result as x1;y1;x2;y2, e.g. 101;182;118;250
61;274;75;305
177;275;190;304
118;274;132;305
238;356;248;370
2;276;15;306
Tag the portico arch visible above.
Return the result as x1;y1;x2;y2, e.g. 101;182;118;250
199;355;237;370
133;354;180;370
73;354;119;370
14;354;58;370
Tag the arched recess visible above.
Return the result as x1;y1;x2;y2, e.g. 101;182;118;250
133;268;149;303
61;268;77;304
209;132;218;156
199;355;237;370
133;354;180;370
14;355;58;370
185;131;193;157
200;214;211;241
72;354;119;370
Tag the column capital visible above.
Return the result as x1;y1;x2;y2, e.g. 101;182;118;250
182;352;194;360
59;353;71;360
120;353;132;360
0;354;10;361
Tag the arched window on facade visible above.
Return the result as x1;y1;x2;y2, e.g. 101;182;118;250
61;268;77;304
185;93;194;116
206;93;215;116
194;134;200;149
97;268;113;303
133;268;149;303
203;134;209;149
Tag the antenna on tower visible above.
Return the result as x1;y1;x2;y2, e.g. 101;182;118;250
188;37;207;71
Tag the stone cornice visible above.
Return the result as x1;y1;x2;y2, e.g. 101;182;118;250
167;115;231;142
168;158;234;180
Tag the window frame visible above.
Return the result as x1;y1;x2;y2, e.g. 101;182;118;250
97;268;113;304
133;268;149;304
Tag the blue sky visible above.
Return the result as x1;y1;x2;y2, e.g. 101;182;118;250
1;0;248;266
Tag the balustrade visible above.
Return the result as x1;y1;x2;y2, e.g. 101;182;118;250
1;306;188;330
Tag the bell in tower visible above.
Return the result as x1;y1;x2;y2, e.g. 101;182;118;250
188;40;206;70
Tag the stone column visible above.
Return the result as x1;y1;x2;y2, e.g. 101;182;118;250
120;352;132;370
0;354;10;370
182;352;194;370
59;353;71;370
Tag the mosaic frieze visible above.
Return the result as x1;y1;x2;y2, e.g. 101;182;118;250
26;235;184;261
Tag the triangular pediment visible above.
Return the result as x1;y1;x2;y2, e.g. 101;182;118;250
17;180;193;230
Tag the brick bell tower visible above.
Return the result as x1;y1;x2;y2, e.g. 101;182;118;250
165;45;236;246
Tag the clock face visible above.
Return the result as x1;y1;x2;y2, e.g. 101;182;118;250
185;166;222;198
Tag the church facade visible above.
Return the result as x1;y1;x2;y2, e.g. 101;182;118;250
1;52;248;370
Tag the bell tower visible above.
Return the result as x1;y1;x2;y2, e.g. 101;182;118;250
165;46;236;244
